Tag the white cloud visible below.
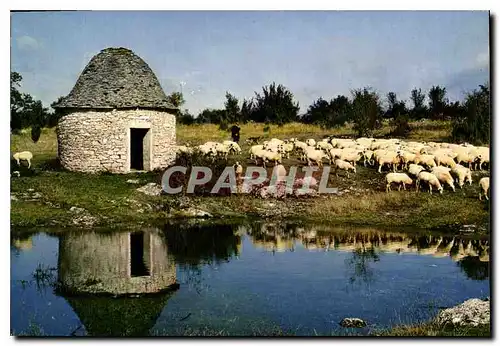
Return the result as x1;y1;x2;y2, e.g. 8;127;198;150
475;51;489;68
16;35;40;50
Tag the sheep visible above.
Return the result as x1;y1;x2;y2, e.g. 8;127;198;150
416;171;443;194
306;149;328;167
316;141;333;151
399;150;417;170
479;177;490;201
13;151;33;169
213;142;229;159
175;145;193;155
333;159;356;178
222;141;242;154
414;154;437;169
362;149;375;167
197;144;217;158
282;142;295;159
377;152;401;173
306;139;316;147
385;173;413;192
339;149;362;166
450;164;472;188
407;164;426;178
328;148;343;163
455;149;476;170
475;147;490;170
249;145;264;160
433;153;457;168
262;150;282;167
431;167;455;192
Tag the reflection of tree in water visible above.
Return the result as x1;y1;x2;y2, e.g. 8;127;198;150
163;223;242;296
457;256;490;281
345;247;380;287
163;224;241;268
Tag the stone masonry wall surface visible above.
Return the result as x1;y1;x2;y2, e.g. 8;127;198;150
57;109;176;173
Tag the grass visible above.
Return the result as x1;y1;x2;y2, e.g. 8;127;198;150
14;320;490;337
176;120;452;145
9;120;489;232
377;322;490;337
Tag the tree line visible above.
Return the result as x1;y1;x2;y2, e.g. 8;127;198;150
11;71;490;145
171;81;489;144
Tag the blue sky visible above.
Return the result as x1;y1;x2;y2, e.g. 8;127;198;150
11;11;489;115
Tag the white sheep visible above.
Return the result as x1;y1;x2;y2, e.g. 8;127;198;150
283;142;295;159
433;153;456;168
455;149;476;170
222;141;242;155
339;149;362;166
479;177;490;201
398;150;417;170
450;164;472;188
407;164;426;178
249;145;264;160
306;149;328;167
416;171;443;194
414;154;437;169
385;173;413;192
306;139;316;147
362;149;375;167
475;147;489;170
13;151;33;168
431;167;455;192
197;144;217;158
334;159;356;178
316;141;333;151
377;152;401;173
328;148;343;163
262;150;282;167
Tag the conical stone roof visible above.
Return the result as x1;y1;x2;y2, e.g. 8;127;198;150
54;47;176;110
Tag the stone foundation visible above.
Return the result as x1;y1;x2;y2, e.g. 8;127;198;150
57;109;176;173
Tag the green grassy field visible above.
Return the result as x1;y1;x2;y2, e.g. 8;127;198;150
10;121;489;231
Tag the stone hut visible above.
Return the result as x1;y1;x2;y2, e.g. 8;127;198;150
54;47;177;173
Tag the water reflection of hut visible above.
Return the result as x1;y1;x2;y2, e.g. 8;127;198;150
58;228;176;295
56;228;178;336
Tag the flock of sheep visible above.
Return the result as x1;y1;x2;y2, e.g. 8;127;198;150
176;136;490;200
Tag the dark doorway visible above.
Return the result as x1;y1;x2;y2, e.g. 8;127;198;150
130;232;150;277
130;128;149;170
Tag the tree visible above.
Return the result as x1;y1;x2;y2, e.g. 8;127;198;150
177;110;195;125
46;96;67;128
252;82;300;124
451;83;490;145
10;71;50;132
303;97;330;125
428;85;448;120
409;88;427;120
197;108;226;124
384;92;408;119
349;87;383;137
302;95;351;128
240;98;255;124
166;91;185;109
328;95;351;127
224;92;240;124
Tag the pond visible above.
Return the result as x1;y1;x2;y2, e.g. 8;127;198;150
10;222;490;336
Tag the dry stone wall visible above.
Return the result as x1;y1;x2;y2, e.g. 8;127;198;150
57;109;176;173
